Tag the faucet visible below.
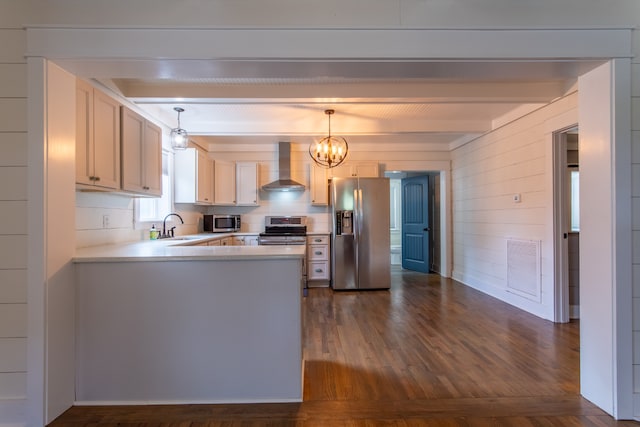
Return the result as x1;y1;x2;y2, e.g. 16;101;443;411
160;213;184;238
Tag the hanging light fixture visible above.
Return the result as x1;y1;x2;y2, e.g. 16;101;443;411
170;107;189;150
309;109;348;169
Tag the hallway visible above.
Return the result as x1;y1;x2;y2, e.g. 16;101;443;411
50;269;638;426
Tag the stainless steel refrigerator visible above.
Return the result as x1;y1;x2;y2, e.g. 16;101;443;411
331;177;391;290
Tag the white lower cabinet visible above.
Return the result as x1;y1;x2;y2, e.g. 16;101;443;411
307;234;330;285
233;235;259;246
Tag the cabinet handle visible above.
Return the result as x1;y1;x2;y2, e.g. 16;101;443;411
315;251;322;255
94;176;101;182
315;268;323;273
314;239;321;242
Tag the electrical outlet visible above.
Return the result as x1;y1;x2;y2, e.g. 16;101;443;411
102;214;111;228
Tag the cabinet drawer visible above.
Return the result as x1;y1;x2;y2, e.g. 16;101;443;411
307;235;329;245
308;261;329;280
308;245;328;261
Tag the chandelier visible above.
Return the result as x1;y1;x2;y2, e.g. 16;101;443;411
170;107;189;150
309;109;348;168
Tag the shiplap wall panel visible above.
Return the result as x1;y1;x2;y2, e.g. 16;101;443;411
0;304;26;337
632;36;640;408
0;270;26;303
0;99;26;131
0;373;26;398
0;167;26;200
0;30;26;62
451;92;578;319
0;201;27;234
0;22;27;415
0;132;27;166
0;338;26;371
0;64;26;97
0;236;27;269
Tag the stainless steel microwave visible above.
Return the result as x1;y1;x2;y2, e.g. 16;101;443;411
203;214;241;233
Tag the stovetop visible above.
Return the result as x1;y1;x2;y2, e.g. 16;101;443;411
261;215;308;236
259;215;308;244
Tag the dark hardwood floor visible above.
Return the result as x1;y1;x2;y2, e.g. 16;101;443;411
50;267;639;426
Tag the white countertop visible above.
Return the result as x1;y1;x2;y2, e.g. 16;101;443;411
74;234;306;263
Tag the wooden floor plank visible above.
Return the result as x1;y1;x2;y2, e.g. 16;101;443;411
49;268;638;426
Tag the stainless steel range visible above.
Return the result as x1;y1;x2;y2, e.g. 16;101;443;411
259;216;308;296
258;216;307;246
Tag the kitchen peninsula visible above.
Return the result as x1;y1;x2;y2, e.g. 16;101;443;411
73;236;305;404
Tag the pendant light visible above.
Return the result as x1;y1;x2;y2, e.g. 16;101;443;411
309;109;348;169
170;107;189;150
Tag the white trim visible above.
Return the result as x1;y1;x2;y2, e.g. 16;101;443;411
611;57;633;420
25;28;632;60
552;125;578;324
26;57;47;427
74;398;302;406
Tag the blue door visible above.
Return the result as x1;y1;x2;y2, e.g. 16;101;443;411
401;175;430;273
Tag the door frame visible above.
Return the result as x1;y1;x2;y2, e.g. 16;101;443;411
552;125;578;323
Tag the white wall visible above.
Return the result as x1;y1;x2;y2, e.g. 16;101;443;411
450;93;578;321
631;28;640;417
0;13;28;424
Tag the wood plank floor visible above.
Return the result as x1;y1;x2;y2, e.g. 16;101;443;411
49;268;639;426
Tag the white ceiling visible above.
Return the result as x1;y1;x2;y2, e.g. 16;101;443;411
92;59;601;149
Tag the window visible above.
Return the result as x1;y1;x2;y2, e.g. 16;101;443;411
389;179;401;230
135;150;172;227
570;169;580;232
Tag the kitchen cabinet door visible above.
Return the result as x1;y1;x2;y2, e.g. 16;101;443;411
234;235;259;246
197;151;214;204
245;235;259;246
330;161;379;179
213;160;236;205
121;106;162;196
76;79;121;190
236;162;259;206
310;164;329;206
174;147;213;205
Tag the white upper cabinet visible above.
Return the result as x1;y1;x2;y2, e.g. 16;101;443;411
174;147;213;205
329;161;379;178
120;106;162;196
310;164;329;206
76;79;121;190
236;162;259;206
214;161;259;206
213;160;237;205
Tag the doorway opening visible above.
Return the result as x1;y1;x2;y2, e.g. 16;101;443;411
553;125;580;323
385;171;441;275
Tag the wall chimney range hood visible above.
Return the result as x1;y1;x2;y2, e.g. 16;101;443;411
261;142;306;192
